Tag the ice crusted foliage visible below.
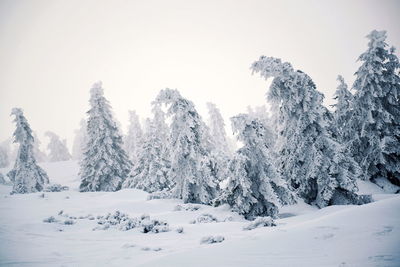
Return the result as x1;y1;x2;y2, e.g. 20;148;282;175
349;30;400;186
206;102;232;181
251;56;364;208
124;110;143;167
247;106;277;155
190;213;218;224
216;114;294;219
331;76;354;143
123;105;171;192
45;131;71;162
7;108;49;194
155;89;218;205
243;216;276;230
72;119;88;160
43;184;69;192
79;82;132;192
200;236;224;244
95;211;169;233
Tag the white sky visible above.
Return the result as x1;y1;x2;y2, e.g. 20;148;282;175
0;0;399;150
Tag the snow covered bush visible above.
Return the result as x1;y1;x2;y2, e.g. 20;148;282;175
251;56;365;208
243;217;276;231
200;236;225;244
79;82;132;192
190;213;218;224
44;184;69;192
43;216;58;223
216;114;295;219
147;190;173;200
155;89;219;204
7;108;50;194
174;204;201;211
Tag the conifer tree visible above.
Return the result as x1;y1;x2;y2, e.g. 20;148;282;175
32;132;47;162
124;110;143;167
349;30;400;186
217;114;295;219
45;131;71;162
156;89;218;204
72;119;88;160
123;105;171;192
79;82;132;192
251;56;365;207
7;108;49;194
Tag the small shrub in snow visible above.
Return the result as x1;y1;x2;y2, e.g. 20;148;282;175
243;217;276;231
174;204;201;211
200;236;225;244
176;227;184;233
43;216;58;223
147;190;173;200
64;219;75;225
190;213;218;224
44;184;69;192
140;218;169;233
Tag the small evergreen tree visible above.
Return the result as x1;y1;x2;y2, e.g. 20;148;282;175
124;110;143;168
217;114;295;219
7;108;49;194
251;56;365;208
72;119;88;160
45;131;71;162
156;88;218;204
349;30;400;186
123;105;171;192
79;82;132;192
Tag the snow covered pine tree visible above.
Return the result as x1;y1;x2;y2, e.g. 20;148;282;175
72;119;88;160
251;56;371;207
123;104;171;192
349;30;400;186
45;131;71;162
79;82;132;192
216;114;295;219
124;110;144;167
155;89;218;204
7;108;49;194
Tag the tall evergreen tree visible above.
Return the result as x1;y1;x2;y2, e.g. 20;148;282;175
79;82;132;192
216;114;295;219
45;131;71;162
7;108;49;194
124;110;143;167
156;89;218;204
349;30;400;186
251;56;366;208
123;105;171;192
72;119;88;160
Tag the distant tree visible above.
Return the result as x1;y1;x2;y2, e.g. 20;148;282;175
206;102;232;181
32;132;47;162
7;108;49;194
72;119;88;160
123;107;171;192
156;89;218;204
216;114;295;219
79;82;132;192
251;56;366;208
0;142;9;168
124;110;143;168
349;30;400;186
45;131;71;162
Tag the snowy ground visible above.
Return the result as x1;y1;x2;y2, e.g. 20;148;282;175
0;161;399;267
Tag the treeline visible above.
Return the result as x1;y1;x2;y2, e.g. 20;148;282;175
3;30;399;219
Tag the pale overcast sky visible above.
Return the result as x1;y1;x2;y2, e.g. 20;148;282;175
0;0;399;150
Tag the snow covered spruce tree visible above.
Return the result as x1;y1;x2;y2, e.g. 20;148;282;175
79;82;132;192
45;131;71;162
206;102;232;181
251;56;369;207
331;75;354;143
216;114;295;219
123;105;171;192
7;108;49;194
72;119;88;160
155;89;218;204
124;110;143;167
349;30;400;186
